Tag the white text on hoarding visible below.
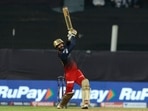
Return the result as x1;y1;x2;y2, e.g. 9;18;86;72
0;86;47;101
119;88;148;100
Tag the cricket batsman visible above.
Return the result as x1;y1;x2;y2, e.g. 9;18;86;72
53;29;90;109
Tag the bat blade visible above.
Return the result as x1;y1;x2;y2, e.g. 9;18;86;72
62;7;73;31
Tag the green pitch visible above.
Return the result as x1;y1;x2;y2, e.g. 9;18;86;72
0;106;147;111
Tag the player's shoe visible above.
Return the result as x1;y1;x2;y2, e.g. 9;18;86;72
57;104;67;109
81;104;88;109
57;104;63;109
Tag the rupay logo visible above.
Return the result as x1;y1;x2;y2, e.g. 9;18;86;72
119;88;148;101
0;86;53;101
69;87;115;103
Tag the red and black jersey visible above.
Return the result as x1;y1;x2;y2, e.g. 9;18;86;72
58;36;78;72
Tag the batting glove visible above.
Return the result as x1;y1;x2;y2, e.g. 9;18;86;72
67;29;77;39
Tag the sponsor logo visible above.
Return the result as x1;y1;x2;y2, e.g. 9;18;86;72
31;102;54;106
59;87;115;103
51;86;148;103
119;88;148;101
0;86;53;101
10;102;31;106
123;102;147;108
101;102;123;108
0;102;9;105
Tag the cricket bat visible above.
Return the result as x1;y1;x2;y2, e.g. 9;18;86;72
62;7;73;31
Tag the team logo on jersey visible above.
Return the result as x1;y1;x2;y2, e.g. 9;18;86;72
63;48;68;54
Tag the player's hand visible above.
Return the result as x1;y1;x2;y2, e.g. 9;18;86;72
67;29;77;39
68;29;77;36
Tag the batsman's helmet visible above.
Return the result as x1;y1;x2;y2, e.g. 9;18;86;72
53;38;64;48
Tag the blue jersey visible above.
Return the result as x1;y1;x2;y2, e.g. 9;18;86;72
58;36;78;72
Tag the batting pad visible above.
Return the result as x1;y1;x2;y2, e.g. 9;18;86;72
59;92;74;108
81;79;90;105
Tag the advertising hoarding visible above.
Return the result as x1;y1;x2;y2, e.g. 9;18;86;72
0;80;147;107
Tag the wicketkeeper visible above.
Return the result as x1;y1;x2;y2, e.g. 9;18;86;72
53;29;90;109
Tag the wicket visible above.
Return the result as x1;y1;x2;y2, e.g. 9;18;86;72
57;76;65;103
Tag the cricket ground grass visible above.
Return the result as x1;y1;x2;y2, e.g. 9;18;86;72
0;106;147;111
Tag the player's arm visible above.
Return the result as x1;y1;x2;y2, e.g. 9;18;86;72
66;29;78;52
59;29;77;60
